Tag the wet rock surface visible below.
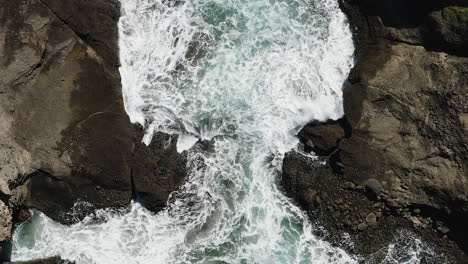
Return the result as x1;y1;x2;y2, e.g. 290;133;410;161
282;0;468;262
0;0;186;261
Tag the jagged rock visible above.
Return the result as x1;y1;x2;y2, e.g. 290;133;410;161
299;118;348;155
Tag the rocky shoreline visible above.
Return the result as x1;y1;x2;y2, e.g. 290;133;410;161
0;0;186;262
281;0;468;262
1;0;467;263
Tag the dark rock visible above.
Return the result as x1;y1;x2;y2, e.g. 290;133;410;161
357;222;368;231
299;118;350;156
39;0;121;66
438;225;451;234
363;178;383;195
282;0;468;261
0;0;186;245
6;256;72;264
0;240;12;262
365;213;377;227
131;132;187;212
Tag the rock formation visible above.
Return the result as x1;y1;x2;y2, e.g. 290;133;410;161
282;0;468;262
0;0;186;261
5;256;71;264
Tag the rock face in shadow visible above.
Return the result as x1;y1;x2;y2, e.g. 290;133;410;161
281;0;468;261
6;256;71;264
0;0;186;260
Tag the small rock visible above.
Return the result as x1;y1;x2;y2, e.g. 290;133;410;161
438;225;450;234
345;220;353;227
306;139;315;148
17;209;32;223
376;212;382;218
366;213;377;227
304;189;318;204
387;199;400;208
343;182;356;189
335;198;344;205
335;162;344;168
315;195;322;205
413;208;421;214
357;223;368;231
410;216;422;226
364;178;383;195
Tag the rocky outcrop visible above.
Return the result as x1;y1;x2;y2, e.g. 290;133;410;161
0;0;186;261
6;256;71;264
282;0;468;261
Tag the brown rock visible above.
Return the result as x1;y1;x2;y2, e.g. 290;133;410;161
299;119;348;155
0;201;12;242
365;213;378;227
364;178;383;195
0;0;186;229
357;222;368;231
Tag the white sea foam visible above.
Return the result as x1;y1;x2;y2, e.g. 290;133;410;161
12;0;378;262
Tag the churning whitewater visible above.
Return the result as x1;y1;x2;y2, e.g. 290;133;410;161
11;0;360;262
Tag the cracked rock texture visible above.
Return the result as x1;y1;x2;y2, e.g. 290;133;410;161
282;0;468;262
0;0;186;260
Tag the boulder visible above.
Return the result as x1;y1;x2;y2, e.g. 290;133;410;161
299;118;349;155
